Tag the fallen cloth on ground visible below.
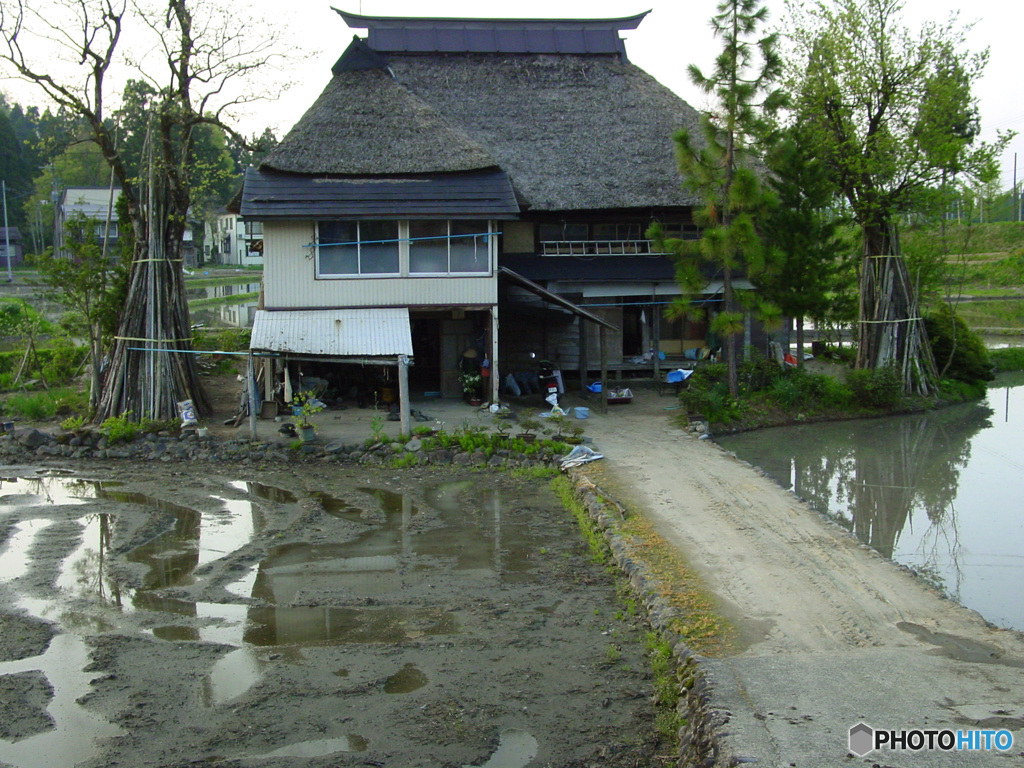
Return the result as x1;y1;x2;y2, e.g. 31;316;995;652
560;445;605;469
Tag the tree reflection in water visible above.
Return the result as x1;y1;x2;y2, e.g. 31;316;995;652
722;401;993;601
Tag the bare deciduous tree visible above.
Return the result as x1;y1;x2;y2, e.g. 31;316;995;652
1;0;289;420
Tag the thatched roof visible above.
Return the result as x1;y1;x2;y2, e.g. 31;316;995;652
261;65;498;176
262;16;703;212
386;53;702;211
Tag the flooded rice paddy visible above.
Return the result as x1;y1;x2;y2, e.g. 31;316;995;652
717;375;1024;632
0;466;663;767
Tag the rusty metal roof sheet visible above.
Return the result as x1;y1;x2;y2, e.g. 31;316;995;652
250;308;413;358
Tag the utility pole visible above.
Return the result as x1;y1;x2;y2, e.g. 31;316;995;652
2;180;12;282
1014;153;1019;223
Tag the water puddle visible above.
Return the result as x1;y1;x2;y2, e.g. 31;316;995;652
464;729;539;768
0;477;97;508
250;734;368;758
243;605;459;645
0;633;123;768
204;647;262;706
55;515;124;609
203;497;256;567
228;481;297;504
0;519;53;581
383;663;428;693
94;487;264;590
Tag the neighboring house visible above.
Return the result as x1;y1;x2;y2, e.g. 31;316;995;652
57;186;201;267
0;227;24;270
240;10;768;423
205;210;264;267
56;187;121;260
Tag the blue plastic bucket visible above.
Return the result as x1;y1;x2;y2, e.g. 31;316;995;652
574;407;589;419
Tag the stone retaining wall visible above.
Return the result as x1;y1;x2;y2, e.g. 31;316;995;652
567;470;734;768
0;427;563;468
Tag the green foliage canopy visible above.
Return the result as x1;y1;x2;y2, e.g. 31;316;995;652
783;0;1007;256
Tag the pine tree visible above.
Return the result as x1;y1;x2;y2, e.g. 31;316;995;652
650;0;784;397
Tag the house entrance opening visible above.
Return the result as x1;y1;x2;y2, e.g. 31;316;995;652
409;317;441;395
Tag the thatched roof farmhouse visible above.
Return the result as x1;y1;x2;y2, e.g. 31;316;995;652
241;11;733;419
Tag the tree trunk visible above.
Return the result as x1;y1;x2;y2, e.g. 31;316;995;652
723;265;738;398
97;173;209;422
796;317;805;368
856;253;937;396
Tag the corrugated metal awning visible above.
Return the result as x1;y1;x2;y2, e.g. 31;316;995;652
250;308;413;360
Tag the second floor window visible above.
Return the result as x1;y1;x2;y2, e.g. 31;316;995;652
93;222;118;240
409;220;489;274
316;220;491;278
317;221;399;277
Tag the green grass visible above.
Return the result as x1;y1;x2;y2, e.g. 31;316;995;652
183;274;262;288
2;387;89;421
902;221;1024;257
188;291;260;309
954;299;1024;331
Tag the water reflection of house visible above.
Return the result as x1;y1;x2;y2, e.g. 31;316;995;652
239;11;771;421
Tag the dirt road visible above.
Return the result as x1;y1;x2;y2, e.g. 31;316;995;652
582;389;1024;766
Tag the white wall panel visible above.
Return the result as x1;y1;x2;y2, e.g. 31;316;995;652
263;220;497;308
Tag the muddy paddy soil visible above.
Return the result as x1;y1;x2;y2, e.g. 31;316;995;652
0;463;666;768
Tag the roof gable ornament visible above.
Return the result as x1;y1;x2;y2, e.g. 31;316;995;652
333;8;649;60
332;35;390;75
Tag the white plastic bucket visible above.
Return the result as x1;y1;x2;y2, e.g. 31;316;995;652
574;407;589;419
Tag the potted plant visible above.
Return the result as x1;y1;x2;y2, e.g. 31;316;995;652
292;391;324;442
516;410;541;443
459;371;484;405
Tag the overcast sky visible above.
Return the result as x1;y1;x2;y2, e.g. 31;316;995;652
3;0;1022;190
259;0;1022;190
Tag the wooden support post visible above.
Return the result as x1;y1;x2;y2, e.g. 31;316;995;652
398;354;411;438
599;326;609;415
579;316;589;393
652;298;662;380
490;305;500;404
247;351;257;441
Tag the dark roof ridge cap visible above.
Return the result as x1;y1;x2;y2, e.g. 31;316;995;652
333;8;651;29
249;167;506;181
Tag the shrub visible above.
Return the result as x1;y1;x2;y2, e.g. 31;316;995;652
681;380;745;423
1;387;86;421
924;304;994;384
767;377;802;408
193;327;252;352
61;415;90;432
4;392;58;420
989;347;1024;373
738;355;783;393
99;413;144;444
846;364;903;409
794;371;852;409
40;339;89;385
